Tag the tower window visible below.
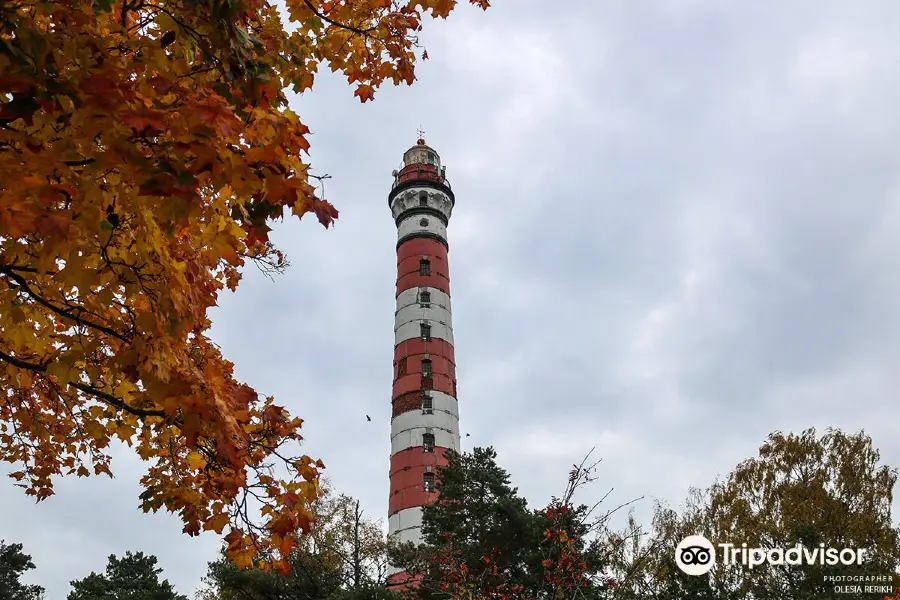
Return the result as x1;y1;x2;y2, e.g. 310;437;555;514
419;259;430;276
420;323;432;341
419;218;429;227
397;357;407;378
419;290;431;307
422;393;433;414
423;433;435;453
427;152;436;165
421;359;432;377
423;472;435;492
419;192;428;206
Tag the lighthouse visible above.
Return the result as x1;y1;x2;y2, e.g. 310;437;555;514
387;137;461;584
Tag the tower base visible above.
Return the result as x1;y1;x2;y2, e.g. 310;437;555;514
387;571;423;596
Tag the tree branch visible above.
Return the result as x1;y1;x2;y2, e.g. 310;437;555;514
68;381;166;418
0;348;167;419
0;348;47;371
302;0;376;36
0;267;130;343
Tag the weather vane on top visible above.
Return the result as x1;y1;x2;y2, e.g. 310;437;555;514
416;126;425;140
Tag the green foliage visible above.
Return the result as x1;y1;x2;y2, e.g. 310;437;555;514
204;551;344;600
329;586;406;600
67;552;187;600
0;541;44;600
204;553;404;600
421;447;538;582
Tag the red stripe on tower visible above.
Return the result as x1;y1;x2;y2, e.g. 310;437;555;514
386;137;461;588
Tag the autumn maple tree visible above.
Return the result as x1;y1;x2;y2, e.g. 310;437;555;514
0;0;488;573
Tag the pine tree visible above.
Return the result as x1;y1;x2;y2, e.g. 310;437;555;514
392;447;614;600
421;447;538;587
0;541;44;600
67;552;186;600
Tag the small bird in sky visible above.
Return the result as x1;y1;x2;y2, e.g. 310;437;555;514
366;415;371;422
466;433;470;437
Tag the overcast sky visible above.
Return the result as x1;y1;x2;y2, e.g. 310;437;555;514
6;0;900;597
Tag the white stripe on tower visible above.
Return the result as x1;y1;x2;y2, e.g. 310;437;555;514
387;138;461;586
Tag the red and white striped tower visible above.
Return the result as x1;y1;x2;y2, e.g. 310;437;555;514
387;137;461;586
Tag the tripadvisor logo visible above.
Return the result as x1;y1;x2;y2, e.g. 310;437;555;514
675;535;869;576
676;535;716;575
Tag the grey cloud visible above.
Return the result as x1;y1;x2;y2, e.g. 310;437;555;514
6;0;900;596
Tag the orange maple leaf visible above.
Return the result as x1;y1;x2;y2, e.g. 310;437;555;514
354;84;376;102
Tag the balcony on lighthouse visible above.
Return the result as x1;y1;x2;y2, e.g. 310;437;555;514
391;137;450;190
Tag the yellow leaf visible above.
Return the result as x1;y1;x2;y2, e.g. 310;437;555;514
233;548;255;570
187;451;205;470
85;421;106;441
203;513;230;534
135;311;158;334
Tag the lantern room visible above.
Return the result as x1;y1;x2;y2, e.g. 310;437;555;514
404;138;441;169
392;138;450;191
